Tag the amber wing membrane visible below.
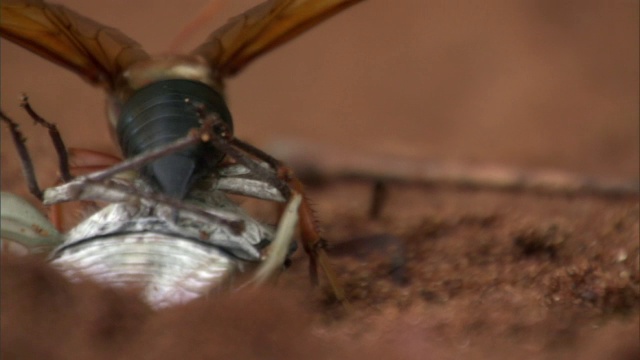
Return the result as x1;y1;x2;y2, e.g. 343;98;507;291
0;0;149;91
192;0;364;78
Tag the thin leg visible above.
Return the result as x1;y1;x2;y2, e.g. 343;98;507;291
283;173;346;303
231;138;283;169
79;124;207;183
3;103;100;231
204;132;292;199
210;135;346;302
15;98;108;231
0;110;43;200
44;148;120;231
20;96;72;182
41;120;245;233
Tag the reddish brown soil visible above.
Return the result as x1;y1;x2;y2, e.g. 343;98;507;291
1;1;638;359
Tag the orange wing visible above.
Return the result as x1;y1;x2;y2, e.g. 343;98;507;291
191;0;365;78
0;0;149;91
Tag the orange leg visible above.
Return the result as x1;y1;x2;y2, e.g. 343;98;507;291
281;169;346;303
227;136;346;302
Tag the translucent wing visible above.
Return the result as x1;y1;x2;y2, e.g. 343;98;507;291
1;192;63;254
192;0;364;78
0;0;150;91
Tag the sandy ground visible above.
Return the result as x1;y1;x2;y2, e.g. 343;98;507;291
1;1;638;359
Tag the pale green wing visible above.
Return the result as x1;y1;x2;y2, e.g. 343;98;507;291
1;192;62;254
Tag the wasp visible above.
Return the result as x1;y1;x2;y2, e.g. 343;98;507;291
2;107;304;308
1;0;365;299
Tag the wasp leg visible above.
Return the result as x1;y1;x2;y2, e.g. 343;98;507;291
1;106;75;233
205;133;346;303
20;96;72;182
41;121;244;232
20;98;121;231
3;103;73;231
19;96;75;230
79;123;210;184
0;110;44;200
52;149;122;230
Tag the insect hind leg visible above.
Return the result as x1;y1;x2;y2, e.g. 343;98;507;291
199;122;346;303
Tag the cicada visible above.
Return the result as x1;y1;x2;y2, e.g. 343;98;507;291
1;110;303;308
1;0;364;300
1;187;303;309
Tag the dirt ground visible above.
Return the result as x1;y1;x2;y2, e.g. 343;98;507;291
1;1;638;359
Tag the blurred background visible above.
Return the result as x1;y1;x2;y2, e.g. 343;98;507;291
2;0;638;199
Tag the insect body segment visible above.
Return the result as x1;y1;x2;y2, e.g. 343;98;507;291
1;0;363;203
46;178;281;309
1;111;300;308
1;0;363;302
117;79;233;198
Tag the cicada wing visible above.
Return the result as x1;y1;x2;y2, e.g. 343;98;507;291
0;0;150;91
1;192;63;254
191;0;364;78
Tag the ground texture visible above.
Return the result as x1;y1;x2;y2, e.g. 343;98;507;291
1;1;638;359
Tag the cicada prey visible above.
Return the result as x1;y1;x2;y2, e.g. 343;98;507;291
1;109;303;308
1;0;364;297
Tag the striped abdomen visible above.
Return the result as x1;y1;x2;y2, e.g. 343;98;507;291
117;79;233;198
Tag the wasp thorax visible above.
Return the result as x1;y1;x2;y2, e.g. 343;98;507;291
117;79;233;198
